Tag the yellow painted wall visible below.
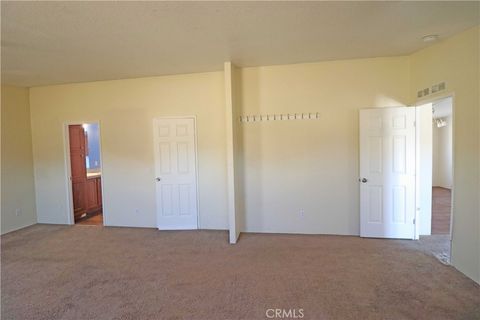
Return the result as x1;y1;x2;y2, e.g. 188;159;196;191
29;72;228;229
238;56;411;235
1;86;37;234
410;26;480;283
25;26;480;283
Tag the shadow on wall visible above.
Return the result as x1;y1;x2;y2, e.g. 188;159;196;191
238;68;264;231
374;94;408;108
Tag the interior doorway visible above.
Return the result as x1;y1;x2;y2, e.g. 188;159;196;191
416;96;453;263
67;123;104;226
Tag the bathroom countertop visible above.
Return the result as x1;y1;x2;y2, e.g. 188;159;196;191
86;172;101;179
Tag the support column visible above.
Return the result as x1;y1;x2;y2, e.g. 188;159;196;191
224;62;242;244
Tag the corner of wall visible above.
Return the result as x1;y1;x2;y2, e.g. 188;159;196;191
1;85;38;235
224;62;244;244
408;26;480;283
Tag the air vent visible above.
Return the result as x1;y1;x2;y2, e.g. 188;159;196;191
417;82;446;99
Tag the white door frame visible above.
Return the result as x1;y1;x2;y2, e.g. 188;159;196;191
414;104;433;239
63;121;107;225
153;116;200;229
415;92;455;241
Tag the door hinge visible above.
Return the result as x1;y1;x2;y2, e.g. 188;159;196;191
413;121;416;127
413;218;416;225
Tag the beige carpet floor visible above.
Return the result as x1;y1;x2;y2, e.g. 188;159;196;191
417;235;451;265
1;225;479;320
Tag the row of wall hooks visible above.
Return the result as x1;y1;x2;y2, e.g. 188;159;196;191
239;112;320;123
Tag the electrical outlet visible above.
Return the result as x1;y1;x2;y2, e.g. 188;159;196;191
299;209;305;216
15;208;21;216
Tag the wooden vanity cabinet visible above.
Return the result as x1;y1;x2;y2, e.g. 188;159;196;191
86;176;102;213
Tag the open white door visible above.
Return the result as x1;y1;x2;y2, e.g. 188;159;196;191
153;118;198;230
359;107;416;239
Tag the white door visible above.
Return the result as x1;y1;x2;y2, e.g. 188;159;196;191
153;118;198;230
359;107;416;239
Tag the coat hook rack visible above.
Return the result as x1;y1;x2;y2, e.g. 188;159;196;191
239;112;320;123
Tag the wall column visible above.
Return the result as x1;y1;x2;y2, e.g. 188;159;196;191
224;62;242;243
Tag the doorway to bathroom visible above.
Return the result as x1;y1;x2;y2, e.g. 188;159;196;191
66;122;104;226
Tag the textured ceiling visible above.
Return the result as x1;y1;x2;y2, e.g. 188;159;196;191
2;1;479;87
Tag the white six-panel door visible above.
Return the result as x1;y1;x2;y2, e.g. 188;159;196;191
359;107;416;239
153;118;198;230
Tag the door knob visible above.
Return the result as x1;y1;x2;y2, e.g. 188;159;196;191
359;178;368;183
155;177;161;182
